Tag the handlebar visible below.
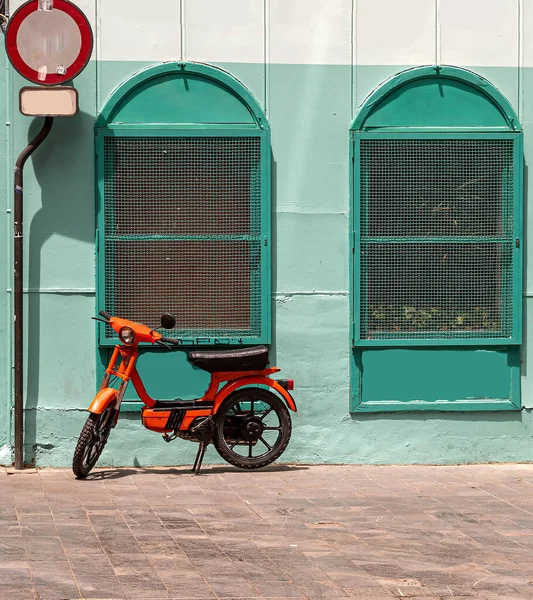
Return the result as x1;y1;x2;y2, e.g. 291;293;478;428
96;311;181;347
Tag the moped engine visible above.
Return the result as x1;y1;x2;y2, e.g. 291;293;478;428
189;416;215;442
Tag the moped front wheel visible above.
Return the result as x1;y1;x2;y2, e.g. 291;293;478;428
213;389;291;469
72;407;116;479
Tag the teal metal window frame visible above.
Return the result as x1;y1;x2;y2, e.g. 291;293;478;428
96;126;271;347
351;131;523;348
349;66;524;413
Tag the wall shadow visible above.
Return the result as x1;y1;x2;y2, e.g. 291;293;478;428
24;111;95;464
269;151;278;366
522;161;528;388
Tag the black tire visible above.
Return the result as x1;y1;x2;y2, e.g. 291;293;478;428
213;388;291;470
72;408;116;479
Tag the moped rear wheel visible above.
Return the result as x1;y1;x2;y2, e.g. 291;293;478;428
213;389;291;469
72;407;116;479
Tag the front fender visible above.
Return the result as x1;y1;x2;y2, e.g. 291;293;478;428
88;387;118;414
215;377;297;413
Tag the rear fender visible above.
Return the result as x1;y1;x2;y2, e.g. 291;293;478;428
214;377;297;413
88;387;118;414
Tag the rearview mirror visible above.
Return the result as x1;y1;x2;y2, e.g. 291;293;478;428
161;313;176;329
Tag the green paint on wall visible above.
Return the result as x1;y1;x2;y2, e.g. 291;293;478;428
268;65;351;214
2;61;533;466
274;212;348;292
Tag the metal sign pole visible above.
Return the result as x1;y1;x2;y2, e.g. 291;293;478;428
13;116;54;470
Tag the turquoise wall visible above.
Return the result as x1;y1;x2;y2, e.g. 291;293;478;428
2;61;533;467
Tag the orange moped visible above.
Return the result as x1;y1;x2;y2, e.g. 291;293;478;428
72;311;296;478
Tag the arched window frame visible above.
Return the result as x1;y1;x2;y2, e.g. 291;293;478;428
95;62;271;346
350;65;523;348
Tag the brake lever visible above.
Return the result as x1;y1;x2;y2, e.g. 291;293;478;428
155;339;172;350
91;317;109;324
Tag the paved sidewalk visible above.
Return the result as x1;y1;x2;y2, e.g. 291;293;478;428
1;464;533;599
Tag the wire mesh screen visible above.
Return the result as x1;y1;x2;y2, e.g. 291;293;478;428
359;138;516;340
361;242;513;339
103;136;263;340
361;139;514;237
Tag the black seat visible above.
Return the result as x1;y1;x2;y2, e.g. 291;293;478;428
188;346;269;374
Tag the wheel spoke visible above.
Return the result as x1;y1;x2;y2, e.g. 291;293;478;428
250;400;254;416
259;407;273;422
263;426;281;431
229;437;242;450
259;436;272;450
248;442;253;458
82;441;92;464
87;440;98;465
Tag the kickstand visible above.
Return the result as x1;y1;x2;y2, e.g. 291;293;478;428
192;441;209;475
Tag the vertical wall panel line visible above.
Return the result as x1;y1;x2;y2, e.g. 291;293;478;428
434;0;441;66
351;0;355;119
518;0;523;121
180;0;186;61
94;0;99;118
96;0;102;111
351;0;357;118
264;0;269;118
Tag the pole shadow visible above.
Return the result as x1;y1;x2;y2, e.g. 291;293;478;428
24;110;95;464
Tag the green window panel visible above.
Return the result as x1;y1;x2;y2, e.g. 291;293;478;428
95;63;271;346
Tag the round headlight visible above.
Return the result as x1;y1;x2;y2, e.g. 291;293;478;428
119;326;136;345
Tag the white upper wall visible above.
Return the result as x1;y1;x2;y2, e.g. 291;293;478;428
185;0;264;64
356;0;434;66
269;0;352;65
6;0;530;68
523;0;533;70
439;0;519;68
97;0;180;62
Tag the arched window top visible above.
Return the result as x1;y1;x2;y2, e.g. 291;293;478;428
96;61;268;129
351;65;520;132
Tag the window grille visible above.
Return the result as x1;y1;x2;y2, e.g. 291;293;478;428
358;138;516;341
101;135;266;342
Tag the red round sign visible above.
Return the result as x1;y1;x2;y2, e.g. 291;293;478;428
5;0;93;86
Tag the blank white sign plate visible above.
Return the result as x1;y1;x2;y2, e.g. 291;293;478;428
20;86;78;116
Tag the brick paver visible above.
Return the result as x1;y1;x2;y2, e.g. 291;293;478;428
1;464;533;599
